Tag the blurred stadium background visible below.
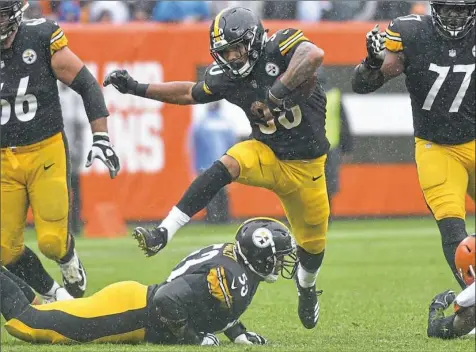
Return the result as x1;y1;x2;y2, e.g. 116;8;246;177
3;1;475;351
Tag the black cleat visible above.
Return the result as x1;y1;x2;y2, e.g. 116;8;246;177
132;226;168;257
295;276;322;329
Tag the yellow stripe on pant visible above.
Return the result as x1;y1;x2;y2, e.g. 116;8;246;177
5;281;149;344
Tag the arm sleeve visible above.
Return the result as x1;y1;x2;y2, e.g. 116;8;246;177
191;64;229;103
191;81;223;104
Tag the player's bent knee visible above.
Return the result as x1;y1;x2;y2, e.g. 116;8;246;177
0;245;25;266
38;234;67;261
219;155;240;179
298;238;326;255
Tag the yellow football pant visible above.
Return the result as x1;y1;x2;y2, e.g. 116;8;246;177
227;140;329;254
415;138;475;220
1;132;71;265
5;281;149;344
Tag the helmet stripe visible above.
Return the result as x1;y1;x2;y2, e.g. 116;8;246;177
213;8;227;38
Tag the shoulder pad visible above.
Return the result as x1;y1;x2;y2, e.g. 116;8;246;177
202;63;233;96
267;28;310;57
385;15;429;53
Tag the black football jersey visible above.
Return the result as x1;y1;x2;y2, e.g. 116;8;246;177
0;18;68;147
385;15;475;145
163;243;260;335
191;28;329;160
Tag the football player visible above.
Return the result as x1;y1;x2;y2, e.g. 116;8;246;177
352;0;475;289
104;6;327;329
0;218;296;346
0;0;120;300
427;234;475;338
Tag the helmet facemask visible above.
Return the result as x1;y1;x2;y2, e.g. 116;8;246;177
210;26;264;79
0;1;28;44
430;1;476;39
235;235;298;283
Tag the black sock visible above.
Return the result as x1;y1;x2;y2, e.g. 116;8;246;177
297;246;325;272
0;267;36;304
0;271;31;321
5;246;54;295
437;217;467;289
57;234;75;264
176;161;232;217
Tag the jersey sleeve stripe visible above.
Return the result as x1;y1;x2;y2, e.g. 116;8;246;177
207;267;233;309
385;38;403;52
203;82;212;95
279;30;303;49
385;28;401;38
50;30;64;44
281;35;308;56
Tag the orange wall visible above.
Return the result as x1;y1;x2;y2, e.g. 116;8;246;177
38;22;474;228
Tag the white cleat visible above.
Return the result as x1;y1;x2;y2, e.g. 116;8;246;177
59;249;87;298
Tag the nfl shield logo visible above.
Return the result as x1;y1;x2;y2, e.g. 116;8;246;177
449;49;456;57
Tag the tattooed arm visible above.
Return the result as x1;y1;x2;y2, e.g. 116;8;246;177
279;42;324;90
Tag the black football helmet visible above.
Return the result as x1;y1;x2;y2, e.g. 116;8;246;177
209;7;266;79
430;0;476;39
235;218;298;283
0;0;28;44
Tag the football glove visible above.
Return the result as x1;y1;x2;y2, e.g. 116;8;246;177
429;289;456;311
365;24;386;69
234;332;267;345
103;69;139;94
85;132;120;179
200;333;220;346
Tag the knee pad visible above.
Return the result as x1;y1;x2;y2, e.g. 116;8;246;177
0;245;25;266
38;234;67;261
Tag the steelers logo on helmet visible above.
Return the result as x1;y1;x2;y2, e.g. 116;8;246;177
252;228;273;248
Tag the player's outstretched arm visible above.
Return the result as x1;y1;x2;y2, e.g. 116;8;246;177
352;24;404;94
52;47;120;178
103;70;198;105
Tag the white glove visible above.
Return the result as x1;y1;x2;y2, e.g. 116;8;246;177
365;24;387;68
234;332;267;345
201;333;220;346
85;132;120;179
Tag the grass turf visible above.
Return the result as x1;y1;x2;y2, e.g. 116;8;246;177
1;217;475;352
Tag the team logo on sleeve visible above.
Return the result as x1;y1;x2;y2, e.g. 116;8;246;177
265;62;280;77
22;49;37;65
252;228;273;248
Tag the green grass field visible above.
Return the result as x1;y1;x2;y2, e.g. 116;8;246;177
2;217;475;352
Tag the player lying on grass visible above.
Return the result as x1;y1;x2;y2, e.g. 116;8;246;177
427;234;475;339
0;218;297;346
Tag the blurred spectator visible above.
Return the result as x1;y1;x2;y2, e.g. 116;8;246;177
324;1;378;21
152;1;210;23
58;82;88;236
209;1;264;18
58;1;82;23
296;1;332;22
89;1;130;23
373;1;414;20
189;102;237;223
262;1;297;20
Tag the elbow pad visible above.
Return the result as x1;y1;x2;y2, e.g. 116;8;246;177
70;66;109;122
